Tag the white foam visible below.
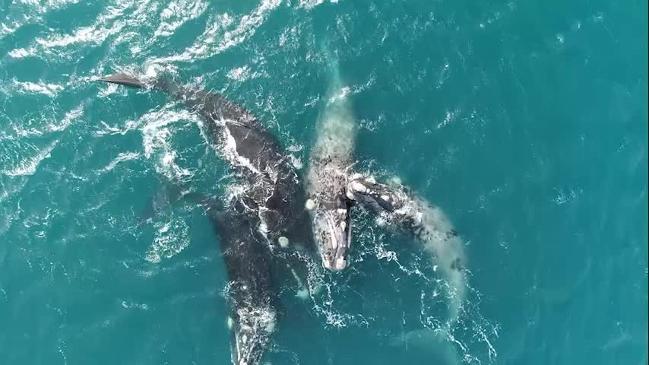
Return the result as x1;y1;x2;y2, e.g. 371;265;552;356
30;0;146;56
139;107;197;181
98;152;140;173
13;80;64;97
215;0;280;53
390;329;460;365
154;0;208;38
2;140;58;177
150;0;280;64
49;104;84;133
295;288;309;299
1;0;79;40
296;0;331;9
226;65;255;81
145;214;190;263
7;47;35;58
289;154;303;169
404;197;467;323
0;22;19;39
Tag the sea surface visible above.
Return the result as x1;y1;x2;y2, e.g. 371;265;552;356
1;0;647;364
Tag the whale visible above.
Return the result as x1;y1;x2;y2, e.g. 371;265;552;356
305;61;356;271
100;73;313;249
100;73;315;364
207;196;279;365
347;175;467;322
300;62;467;320
207;200;278;365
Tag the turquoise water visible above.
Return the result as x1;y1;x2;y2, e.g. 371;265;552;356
1;0;647;364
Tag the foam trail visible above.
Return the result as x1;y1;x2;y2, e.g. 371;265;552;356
311;55;356;162
2;141;58;177
306;52;357;271
414;198;467;323
390;328;460;365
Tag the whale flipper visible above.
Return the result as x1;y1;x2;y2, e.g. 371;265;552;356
99;73;146;88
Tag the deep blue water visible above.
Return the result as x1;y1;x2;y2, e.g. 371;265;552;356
1;0;647;364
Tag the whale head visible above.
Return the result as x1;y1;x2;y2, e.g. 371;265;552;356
308;192;352;271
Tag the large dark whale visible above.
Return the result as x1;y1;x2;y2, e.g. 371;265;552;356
101;73;313;248
100;73;314;365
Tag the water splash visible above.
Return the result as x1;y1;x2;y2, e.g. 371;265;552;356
2;140;58;177
153;0;208;38
150;0;281;64
139;106;197;182
145;212;191;263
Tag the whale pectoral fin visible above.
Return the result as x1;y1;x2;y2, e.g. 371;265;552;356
99;73;146;88
348;175;400;213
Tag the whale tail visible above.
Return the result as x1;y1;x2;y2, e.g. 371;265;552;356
99;73;147;88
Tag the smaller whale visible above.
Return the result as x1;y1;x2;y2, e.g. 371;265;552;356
347;174;467;322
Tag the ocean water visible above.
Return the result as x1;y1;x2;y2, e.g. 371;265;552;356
1;0;647;364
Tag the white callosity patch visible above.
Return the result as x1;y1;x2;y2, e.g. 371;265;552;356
277;236;289;248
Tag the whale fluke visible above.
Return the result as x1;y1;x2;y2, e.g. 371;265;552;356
99;73;146;88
